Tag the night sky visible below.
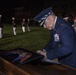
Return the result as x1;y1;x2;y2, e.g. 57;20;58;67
0;0;76;11
0;0;44;9
0;0;76;19
0;0;75;8
0;0;22;8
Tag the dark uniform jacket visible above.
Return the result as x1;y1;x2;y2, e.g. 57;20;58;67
21;21;26;27
12;20;16;27
44;17;76;68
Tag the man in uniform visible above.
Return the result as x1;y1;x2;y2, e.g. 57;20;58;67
26;18;30;31
33;7;76;68
12;17;17;35
74;17;76;31
21;19;26;32
0;15;3;38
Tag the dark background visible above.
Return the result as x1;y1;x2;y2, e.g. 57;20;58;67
0;0;76;23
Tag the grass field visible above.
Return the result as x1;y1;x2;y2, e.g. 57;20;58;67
0;24;50;52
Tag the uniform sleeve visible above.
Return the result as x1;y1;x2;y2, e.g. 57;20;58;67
43;39;53;51
47;26;74;60
44;30;54;51
44;29;55;51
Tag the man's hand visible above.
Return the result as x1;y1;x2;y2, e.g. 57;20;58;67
37;50;47;58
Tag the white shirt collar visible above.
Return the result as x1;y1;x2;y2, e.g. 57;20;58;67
53;16;57;29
